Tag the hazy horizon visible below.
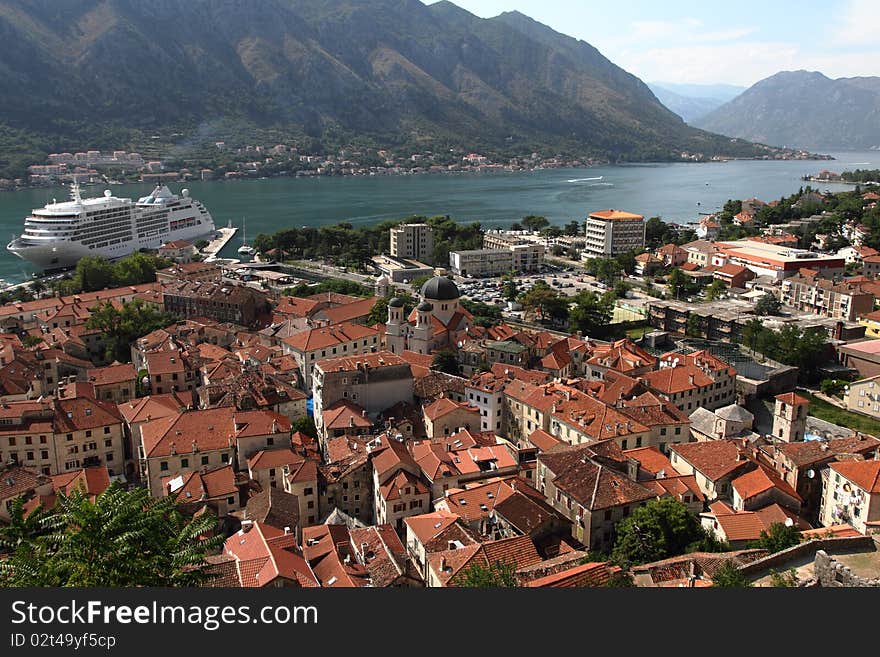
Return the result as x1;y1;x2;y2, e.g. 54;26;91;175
429;0;880;88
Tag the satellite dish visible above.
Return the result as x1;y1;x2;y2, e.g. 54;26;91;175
807;469;815;479
784;517;794;528
103;189;112;197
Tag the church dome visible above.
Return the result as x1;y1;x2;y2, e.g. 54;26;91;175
417;301;434;312
420;276;460;301
388;297;404;308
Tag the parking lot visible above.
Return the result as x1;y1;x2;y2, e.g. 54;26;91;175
456;264;652;322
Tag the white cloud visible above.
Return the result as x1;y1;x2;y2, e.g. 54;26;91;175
613;42;803;86
627;18;756;45
829;0;880;46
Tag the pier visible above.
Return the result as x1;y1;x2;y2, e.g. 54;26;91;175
203;225;238;262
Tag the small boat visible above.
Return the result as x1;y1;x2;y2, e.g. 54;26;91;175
238;218;255;255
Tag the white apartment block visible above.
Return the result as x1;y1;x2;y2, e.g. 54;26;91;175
583;210;646;258
449;249;514;277
390;223;434;262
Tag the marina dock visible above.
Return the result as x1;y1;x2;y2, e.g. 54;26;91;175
204;226;238;262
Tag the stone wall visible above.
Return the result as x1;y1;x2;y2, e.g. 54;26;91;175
814;550;880;587
738;535;875;579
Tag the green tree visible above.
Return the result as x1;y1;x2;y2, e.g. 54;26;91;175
74;256;115;292
457;560;517;587
741;318;764;354
21;335;43;349
521;215;550;232
820;378;845;397
432;349;461;376
0;485;222;587
519;281;569;325
86;300;178;363
769;568;799;587
564;220;583;236
754;293;781;316
711;560;751;588
747;522;801;553
408;275;433;292
667;267;687;300
686;314;703;338
604;570;635;588
569;290;614;337
501;279;519;302
367;298;388;326
509;222;523;232
611;497;725;566
613;280;631;299
705;279;726;301
291;415;319;439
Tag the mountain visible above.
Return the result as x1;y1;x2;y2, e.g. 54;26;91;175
695;70;880;150
648;82;745;123
0;0;788;176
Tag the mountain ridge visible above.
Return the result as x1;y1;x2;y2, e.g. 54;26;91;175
0;0;798;177
695;70;880;150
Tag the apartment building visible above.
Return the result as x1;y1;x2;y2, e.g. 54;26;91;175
390;223;434;262
582;210;645;258
449;249;513;277
781;274;874;321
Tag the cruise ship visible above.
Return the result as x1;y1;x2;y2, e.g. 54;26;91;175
7;183;216;271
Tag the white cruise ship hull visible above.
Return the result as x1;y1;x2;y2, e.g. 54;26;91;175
8;222;215;270
6;184;216;272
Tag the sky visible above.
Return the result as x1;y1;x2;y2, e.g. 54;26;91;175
428;0;880;88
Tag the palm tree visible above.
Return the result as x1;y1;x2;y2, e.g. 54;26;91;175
0;485;222;587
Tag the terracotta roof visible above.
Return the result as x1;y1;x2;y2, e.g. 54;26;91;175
589;209;644;221
670;439;753;481
371;434;417;479
245;487;300;530
404;510;462;545
830;460;880;493
140;407;271;458
777;435;879;468
379;469;429;501
247;447;305;471
640;364;714;395
775;392;809;406
322;401;372;431
715;263;749;277
319;297;380;324
731;465;802;503
800;524;861;539
53;396;123;432
50;467;110;499
623;446;675;476
315;350;406;373
350;524;408;587
87;362;136;386
0;465;48;500
527;429;564;452
481;535;542;570
117;393;189;425
525;562;616;587
423;397;479;422
281;322;379;352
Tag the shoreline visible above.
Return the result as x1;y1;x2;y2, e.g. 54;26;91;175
3;152;837;195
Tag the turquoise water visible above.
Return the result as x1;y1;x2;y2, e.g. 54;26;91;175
0;150;877;283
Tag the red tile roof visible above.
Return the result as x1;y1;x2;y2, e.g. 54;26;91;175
670;439;752;481
775;392;809;406
87;362;136;386
640;364;713;395
281;321;379;352
830;460;880;493
423;397;479;422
